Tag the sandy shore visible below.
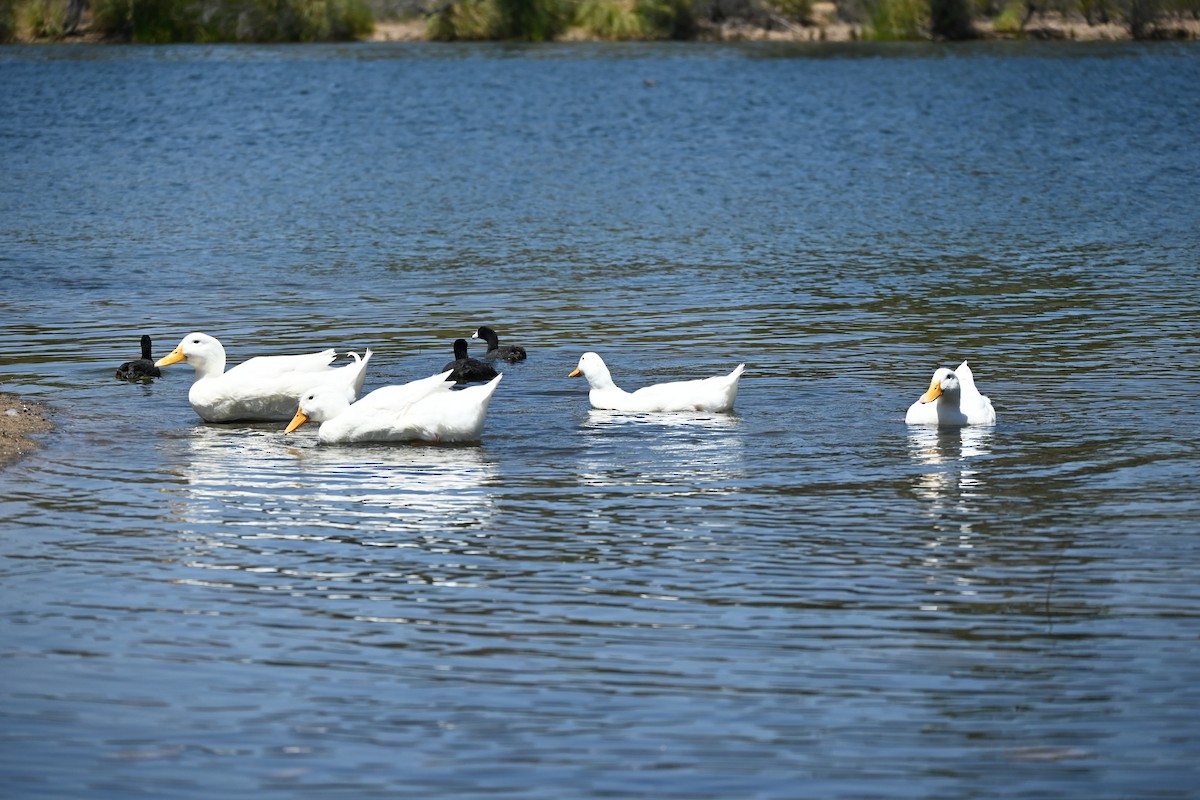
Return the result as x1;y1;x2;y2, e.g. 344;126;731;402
0;393;54;469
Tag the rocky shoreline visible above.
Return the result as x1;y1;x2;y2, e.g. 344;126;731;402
0;393;54;469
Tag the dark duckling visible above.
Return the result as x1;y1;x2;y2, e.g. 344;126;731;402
115;335;162;382
442;338;500;385
471;325;527;363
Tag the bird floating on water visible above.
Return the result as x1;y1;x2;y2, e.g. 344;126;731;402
442;338;500;385
568;352;744;413
155;332;371;423
285;371;502;444
115;335;162;382
904;361;996;427
471;326;527;363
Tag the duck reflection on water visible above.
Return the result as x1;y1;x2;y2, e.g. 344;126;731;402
907;425;994;601
164;424;499;544
576;409;746;493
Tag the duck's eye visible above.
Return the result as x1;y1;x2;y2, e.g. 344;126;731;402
192;339;201;344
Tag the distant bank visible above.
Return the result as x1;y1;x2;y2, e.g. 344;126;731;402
4;0;1199;44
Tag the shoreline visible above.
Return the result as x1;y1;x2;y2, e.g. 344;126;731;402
366;15;1200;43
16;10;1200;44
0;393;54;469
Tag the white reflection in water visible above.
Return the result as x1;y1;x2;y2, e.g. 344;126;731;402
577;410;745;491
907;426;994;606
164;424;498;543
582;409;743;431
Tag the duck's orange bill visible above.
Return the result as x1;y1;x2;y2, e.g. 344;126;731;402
155;348;186;367
568;368;581;378
284;410;309;434
918;378;942;404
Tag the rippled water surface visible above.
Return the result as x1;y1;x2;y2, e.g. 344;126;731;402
2;42;1199;798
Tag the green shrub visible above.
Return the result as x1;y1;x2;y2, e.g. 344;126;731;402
635;0;696;38
428;0;567;39
991;0;1024;30
0;0;13;41
930;0;974;35
12;0;70;37
864;0;926;37
574;0;648;38
1124;0;1162;34
494;0;568;38
765;0;814;22
427;0;502;38
91;0;372;42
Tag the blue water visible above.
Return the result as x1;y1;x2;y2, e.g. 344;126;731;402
2;41;1199;799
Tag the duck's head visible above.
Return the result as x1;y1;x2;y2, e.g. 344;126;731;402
453;338;470;360
284;386;352;433
918;367;961;404
569;352;615;390
156;332;225;374
569;352;602;379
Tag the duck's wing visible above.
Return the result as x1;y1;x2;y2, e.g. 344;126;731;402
401;374;502;442
226;349;338;379
630;364;744;404
354;371;455;415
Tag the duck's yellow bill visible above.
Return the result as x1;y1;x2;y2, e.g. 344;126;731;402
284;410;309;434
568;368;581;378
155;348;186;367
918;379;942;404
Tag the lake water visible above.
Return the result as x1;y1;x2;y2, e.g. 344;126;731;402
2;41;1199;799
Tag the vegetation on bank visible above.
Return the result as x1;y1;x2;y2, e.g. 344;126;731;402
1;0;1197;44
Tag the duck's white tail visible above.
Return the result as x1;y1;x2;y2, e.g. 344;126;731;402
342;348;373;398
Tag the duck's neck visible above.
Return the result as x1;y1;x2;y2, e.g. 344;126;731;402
584;364;618;392
190;351;227;381
140;337;153;360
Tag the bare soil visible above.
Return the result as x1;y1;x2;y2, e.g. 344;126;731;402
0;393;54;469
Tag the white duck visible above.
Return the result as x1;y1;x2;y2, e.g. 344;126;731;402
285;372;502;444
905;361;996;426
155;332;371;423
568;352;745;413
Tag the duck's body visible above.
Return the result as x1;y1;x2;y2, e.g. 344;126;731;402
286;372;502;444
472;325;527;363
115;335;162;382
905;361;996;427
442;338;500;385
155;332;371;423
569;352;744;413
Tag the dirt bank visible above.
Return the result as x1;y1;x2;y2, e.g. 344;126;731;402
0;393;54;469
